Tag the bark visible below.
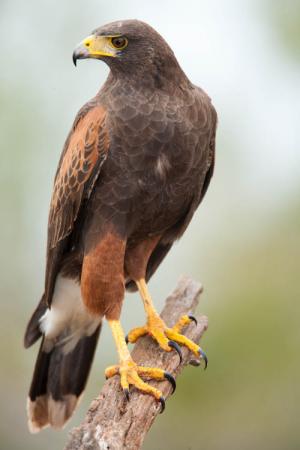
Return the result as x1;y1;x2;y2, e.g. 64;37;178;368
65;276;208;450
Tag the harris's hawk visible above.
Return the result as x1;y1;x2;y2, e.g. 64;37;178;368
24;19;217;432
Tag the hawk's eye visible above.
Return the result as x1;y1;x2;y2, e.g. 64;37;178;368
111;36;128;50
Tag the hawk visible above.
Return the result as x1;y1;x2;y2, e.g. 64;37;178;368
24;19;217;432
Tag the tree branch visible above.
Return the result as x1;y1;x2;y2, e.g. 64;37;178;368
65;276;208;450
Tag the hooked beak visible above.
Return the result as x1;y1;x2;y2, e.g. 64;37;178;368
72;46;89;66
72;35;118;66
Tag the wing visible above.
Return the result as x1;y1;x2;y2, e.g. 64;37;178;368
48;102;109;249
43;101;110;306
198;120;216;202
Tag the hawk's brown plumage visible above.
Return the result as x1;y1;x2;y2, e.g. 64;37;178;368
49;104;109;250
25;19;217;432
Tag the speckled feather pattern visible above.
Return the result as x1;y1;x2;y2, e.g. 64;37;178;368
83;78;216;248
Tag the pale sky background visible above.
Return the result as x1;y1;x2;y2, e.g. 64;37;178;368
0;1;299;449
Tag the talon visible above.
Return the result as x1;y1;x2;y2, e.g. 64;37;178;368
168;340;183;364
188;314;198;326
164;371;176;394
198;348;208;369
123;388;130;401
107;320;173;408
159;396;165;413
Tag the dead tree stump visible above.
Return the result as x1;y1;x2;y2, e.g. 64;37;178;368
65;276;208;450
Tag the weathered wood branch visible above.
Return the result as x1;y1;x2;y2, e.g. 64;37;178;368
65;276;208;450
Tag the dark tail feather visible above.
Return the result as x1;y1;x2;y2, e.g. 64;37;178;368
24;295;47;348
27;325;101;433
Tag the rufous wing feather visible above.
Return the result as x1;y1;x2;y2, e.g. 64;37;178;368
48;104;109;249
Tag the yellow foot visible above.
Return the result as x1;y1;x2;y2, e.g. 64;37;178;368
126;314;207;368
105;359;176;412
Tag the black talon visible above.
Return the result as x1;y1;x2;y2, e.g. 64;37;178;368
188;314;198;326
125;334;129;344
164;371;176;394
198;348;208;369
168;340;183;364
158;396;165;413
123;388;130;401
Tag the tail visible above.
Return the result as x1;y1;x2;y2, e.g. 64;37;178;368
24;297;101;433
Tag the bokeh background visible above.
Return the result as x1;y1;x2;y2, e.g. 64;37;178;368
0;0;299;449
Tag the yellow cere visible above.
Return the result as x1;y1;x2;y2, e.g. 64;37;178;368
82;35;123;58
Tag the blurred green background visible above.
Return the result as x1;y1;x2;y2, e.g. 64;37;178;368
0;0;299;449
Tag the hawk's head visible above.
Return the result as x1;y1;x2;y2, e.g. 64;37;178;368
72;19;181;79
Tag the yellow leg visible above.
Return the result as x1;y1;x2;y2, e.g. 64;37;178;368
105;320;176;411
126;279;207;367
